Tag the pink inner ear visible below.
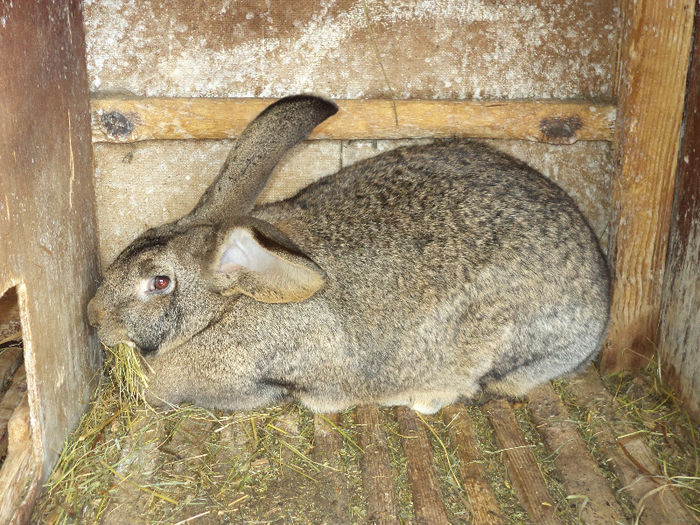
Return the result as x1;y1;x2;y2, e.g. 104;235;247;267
215;226;325;302
218;261;244;274
218;229;276;274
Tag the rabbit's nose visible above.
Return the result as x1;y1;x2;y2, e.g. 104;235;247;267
87;298;103;327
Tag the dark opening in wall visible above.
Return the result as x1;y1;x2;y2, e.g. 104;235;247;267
0;287;28;466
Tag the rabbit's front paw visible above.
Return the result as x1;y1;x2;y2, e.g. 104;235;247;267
410;391;460;414
382;390;461;414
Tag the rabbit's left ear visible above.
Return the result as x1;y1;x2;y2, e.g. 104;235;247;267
181;95;338;227
210;221;325;303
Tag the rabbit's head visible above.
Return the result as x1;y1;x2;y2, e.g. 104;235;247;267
88;95;337;357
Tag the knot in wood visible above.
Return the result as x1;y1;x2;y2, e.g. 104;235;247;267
101;111;134;139
539;115;584;144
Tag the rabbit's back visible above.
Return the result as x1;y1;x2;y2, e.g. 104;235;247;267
258;140;607;296
254;140;609;404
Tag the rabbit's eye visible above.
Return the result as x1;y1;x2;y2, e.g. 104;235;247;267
154;276;170;290
148;275;172;293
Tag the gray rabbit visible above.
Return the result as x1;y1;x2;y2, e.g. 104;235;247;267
87;95;610;414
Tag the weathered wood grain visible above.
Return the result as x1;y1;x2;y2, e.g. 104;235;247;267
356;406;399;525
602;0;697;372
567;367;695;524
527;383;627;524
83;1;618;101
441;405;503;525
90;97;615;145
658;5;700;423
484;399;562;525
0;0;101;521
396;407;449;525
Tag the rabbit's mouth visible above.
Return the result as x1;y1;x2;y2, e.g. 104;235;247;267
101;333;133;349
93;323;132;349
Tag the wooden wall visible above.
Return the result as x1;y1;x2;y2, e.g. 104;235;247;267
83;0;618;267
84;0;616;100
659;6;700;421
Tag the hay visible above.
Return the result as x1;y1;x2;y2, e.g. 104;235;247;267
381;407;416;522
33;344;362;523
463;405;530;523
32;346;700;523
511;404;579;523
551;378;639;518
600;356;700;517
552;358;700;522
418;413;471;522
103;343;150;407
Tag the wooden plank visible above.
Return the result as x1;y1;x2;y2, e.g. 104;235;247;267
313;412;342;458
0;289;21;346
566;367;695;524
658;5;700;423
311;413;351;524
355;406;399;525
90;97;616;145
484;399;562;525
0;366;27;458
441;405;503;525
602;0;697;372
395;407;449;525
527;383;627;524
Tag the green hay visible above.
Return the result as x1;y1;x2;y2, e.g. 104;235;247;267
381;408;415;523
331;409;367;522
104;343;150;407
33;343;280;523
551;358;700;523
419;412;471;522
551;378;638;517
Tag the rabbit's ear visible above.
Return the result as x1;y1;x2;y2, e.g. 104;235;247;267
210;224;325;303
183;95;338;226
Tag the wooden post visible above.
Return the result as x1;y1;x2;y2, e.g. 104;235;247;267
658;5;700;422
602;0;697;372
0;0;101;521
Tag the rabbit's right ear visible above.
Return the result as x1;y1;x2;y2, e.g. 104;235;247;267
209;221;325;303
182;95;338;227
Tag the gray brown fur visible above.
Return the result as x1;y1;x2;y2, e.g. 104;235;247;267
88;95;610;414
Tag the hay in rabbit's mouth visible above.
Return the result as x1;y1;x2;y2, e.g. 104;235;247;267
104;342;151;407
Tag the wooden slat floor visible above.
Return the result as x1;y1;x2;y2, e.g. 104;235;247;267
32;364;698;524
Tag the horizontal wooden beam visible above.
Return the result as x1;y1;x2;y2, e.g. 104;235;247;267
90;97;615;144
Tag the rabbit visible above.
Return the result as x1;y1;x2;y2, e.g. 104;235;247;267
87;94;610;414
